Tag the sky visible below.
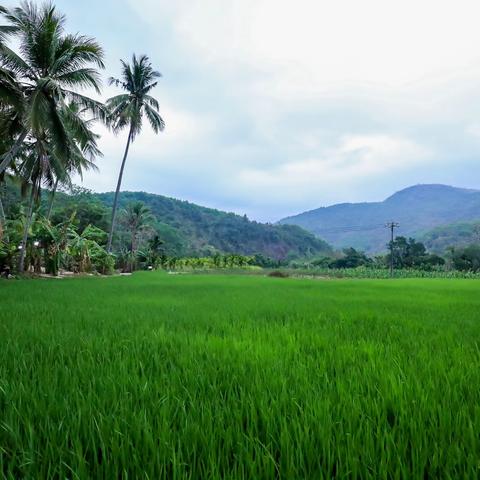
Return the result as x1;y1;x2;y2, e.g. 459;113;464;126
34;0;480;220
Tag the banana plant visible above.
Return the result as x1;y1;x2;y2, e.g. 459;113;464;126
35;214;74;276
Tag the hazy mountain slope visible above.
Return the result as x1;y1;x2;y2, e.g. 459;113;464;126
279;184;480;253
418;220;480;254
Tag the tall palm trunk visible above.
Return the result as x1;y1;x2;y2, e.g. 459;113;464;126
129;229;137;273
18;180;38;273
46;178;59;220
107;124;134;253
0;196;6;243
0;196;6;228
0;181;9;243
0;130;28;175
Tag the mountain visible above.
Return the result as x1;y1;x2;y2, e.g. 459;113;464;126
1;183;332;260
279;184;480;253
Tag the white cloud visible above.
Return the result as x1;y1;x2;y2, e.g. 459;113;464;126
131;0;480;89
77;101;215;191
67;0;480;219
235;134;431;214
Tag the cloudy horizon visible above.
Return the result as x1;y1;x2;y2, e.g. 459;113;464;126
46;0;480;221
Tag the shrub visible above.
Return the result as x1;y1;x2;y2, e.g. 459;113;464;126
268;270;289;278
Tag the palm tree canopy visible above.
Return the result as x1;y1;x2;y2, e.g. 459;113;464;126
0;1;106;174
122;201;154;233
107;54;165;140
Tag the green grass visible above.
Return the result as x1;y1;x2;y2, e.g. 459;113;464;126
1;273;480;478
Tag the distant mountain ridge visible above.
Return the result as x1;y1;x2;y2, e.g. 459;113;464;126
279;184;480;253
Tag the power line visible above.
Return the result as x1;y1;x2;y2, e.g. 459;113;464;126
314;223;386;233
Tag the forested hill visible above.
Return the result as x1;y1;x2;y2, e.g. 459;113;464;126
279;184;480;253
95;191;332;259
2;183;332;260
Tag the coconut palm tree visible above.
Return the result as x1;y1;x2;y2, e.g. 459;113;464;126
0;2;106;176
45;102;102;219
120;201;154;271
0;66;24;229
106;54;165;252
0;1;105;271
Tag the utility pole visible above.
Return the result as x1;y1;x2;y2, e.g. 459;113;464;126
385;221;400;277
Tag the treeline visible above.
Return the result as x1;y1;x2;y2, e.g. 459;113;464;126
290;236;480;273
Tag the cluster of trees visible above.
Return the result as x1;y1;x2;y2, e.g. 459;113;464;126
449;244;480;272
0;197;165;276
0;2;164;275
294;236;480;273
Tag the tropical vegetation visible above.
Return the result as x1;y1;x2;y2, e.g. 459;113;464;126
0;1;164;275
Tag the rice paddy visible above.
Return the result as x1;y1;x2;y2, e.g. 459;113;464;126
1;273;480;478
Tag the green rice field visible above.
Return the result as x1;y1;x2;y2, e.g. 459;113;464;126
1;273;480;478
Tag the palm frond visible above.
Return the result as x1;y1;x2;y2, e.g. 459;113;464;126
63;90;107;122
52;33;105;74
144;103;165;133
0;44;35;78
56;68;102;92
107;54;164;138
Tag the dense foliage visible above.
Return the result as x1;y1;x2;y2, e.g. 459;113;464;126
386;236;445;270
451;244;480;272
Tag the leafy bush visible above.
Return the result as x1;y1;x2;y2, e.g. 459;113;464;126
452;244;480;272
329;248;372;268
268;270;289;278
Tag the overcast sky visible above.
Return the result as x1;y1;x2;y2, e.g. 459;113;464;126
48;0;480;221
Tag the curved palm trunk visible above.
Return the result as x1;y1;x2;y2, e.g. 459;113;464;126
18;180;38;273
46;178;59;220
0;182;9;243
107;124;134;253
0;197;6;244
0;130;28;175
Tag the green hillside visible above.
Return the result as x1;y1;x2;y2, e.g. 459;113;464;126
99;191;332;259
279;184;480;253
2;184;332;260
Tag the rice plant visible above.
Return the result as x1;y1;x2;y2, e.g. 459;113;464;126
1;273;480;478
